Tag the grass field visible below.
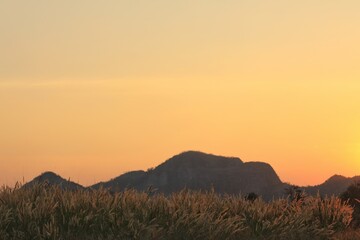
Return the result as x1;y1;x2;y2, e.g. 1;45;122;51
0;184;358;240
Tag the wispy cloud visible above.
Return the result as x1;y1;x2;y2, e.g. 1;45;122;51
0;79;120;88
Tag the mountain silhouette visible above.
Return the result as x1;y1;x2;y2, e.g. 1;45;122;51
23;171;83;191
91;151;286;200
305;174;360;196
23;152;359;199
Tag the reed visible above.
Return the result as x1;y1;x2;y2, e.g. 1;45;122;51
0;184;355;240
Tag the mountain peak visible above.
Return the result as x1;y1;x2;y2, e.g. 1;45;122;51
156;151;243;170
176;150;241;159
327;174;347;181
305;174;357;196
38;171;62;179
23;171;83;190
90;151;284;199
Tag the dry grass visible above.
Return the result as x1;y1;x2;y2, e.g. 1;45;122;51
0;184;356;240
333;229;360;240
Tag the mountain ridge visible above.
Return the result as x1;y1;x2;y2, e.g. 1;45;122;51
304;174;360;196
23;151;359;199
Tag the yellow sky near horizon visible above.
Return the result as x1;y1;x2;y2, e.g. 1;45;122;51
0;1;360;187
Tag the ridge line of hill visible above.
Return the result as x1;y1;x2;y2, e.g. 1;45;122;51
22;151;360;200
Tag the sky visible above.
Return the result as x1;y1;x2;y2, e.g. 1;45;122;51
0;1;359;187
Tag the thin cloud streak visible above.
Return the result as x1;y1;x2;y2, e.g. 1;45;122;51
0;80;122;88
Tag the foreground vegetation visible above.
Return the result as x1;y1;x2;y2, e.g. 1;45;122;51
0;184;358;240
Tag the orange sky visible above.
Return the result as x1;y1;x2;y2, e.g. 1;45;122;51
0;1;359;187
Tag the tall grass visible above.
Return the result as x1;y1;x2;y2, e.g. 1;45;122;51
0;184;355;240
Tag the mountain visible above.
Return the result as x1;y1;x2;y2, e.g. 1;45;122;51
23;171;83;190
91;170;147;191
23;151;359;199
91;151;287;200
305;175;360;196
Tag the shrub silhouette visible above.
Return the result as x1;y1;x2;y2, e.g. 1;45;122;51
340;182;360;227
245;192;259;202
284;185;306;202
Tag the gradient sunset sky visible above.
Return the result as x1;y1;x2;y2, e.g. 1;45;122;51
1;1;359;187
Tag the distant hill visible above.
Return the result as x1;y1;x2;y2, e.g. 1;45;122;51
23;171;83;191
91;151;287;200
23;151;359;199
305;175;360;196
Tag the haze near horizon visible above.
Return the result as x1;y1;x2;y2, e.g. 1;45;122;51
0;1;359;187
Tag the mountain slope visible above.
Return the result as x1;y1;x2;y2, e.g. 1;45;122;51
305;175;360;196
23;171;83;190
91;151;286;200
